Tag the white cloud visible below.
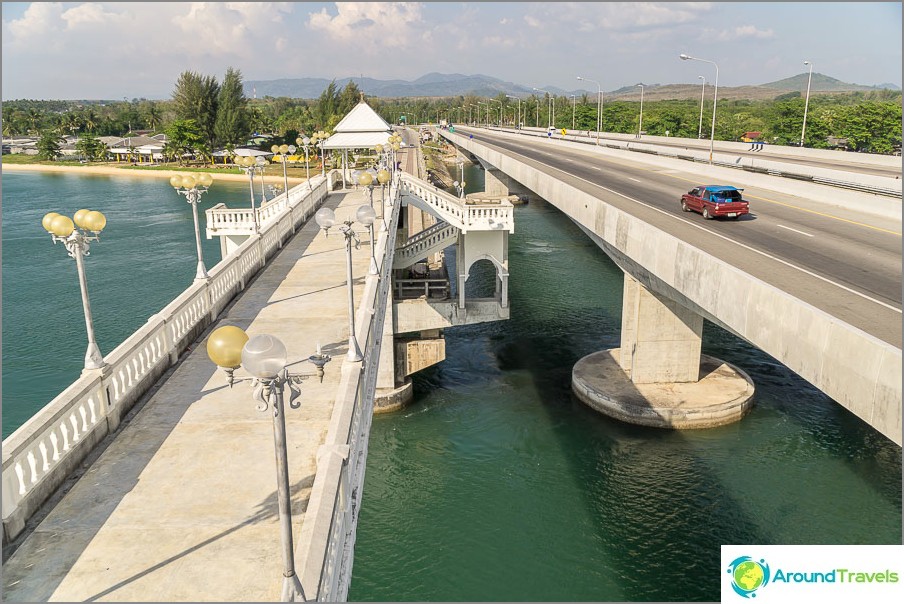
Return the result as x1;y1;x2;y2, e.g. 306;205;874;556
307;2;426;49
706;24;775;42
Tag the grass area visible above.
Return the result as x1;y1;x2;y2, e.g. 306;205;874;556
2;154;95;166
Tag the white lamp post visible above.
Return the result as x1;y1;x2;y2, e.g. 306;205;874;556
576;75;602;145
354;171;379;276
314;206;373;362
206;327;332;602
533;88;552;128
271;144;296;200
295;136;312;190
801;60;814;148
476;101;486;127
170;172;213;280
680;53;719;164
697;75;706;139
236;155;262;232
636;84;645;138
42;208;108;369
505;95;521;129
570;94;576;131
491;99;503;126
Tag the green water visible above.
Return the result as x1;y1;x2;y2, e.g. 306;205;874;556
1;169;900;602
348;164;901;601
1;171;253;437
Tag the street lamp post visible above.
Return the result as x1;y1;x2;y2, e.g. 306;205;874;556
680;53;719;164
354;171;380;276
491;99;503;126
206;327;332;602
170;172;213;280
697;76;706;139
570;94;576;131
314;206;375;362
476;101;486;128
42;208;108;370
271;143;297;200
311;131;330;177
801;60;814;148
505;95;521;129
236;155;262;232
636;84;645;138
533;88;552;128
295;136;312;190
576;75;602;145
453;159;466;198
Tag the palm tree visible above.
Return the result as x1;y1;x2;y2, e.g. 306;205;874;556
144;103;162;132
82;109;98;133
25;108;42;134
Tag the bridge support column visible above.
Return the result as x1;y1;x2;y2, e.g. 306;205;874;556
374;288;414;413
483;167;509;197
572;274;755;429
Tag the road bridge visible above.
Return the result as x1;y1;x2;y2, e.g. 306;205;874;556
438;126;901;444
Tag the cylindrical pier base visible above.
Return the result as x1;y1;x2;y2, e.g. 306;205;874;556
572;348;755;429
374;379;414;414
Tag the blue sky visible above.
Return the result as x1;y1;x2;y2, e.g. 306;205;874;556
2;2;901;100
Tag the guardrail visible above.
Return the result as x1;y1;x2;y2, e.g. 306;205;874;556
393;221;457;269
484;126;902;199
2;172;338;544
394;278;452;300
400;173;514;233
295;173;403;601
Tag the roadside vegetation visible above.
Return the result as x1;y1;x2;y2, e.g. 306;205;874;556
3;71;901;156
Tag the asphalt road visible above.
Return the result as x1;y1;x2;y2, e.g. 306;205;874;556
456;126;903;348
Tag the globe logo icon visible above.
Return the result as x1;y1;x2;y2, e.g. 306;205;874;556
727;556;770;598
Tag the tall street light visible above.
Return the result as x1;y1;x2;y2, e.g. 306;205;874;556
354;171;379;276
570;94;576;130
236;155;262;232
271;143;297;199
680;53;719;164
42;208;108;369
170;172;213;280
476;101;486;128
576;75;602;145
697;76;706;139
801;60;814;148
533;88;553;128
636;84;645;138
311;131;331;176
491;99;503;126
296;136;312;190
314;206;373;362
506;95;521;129
206;326;331;602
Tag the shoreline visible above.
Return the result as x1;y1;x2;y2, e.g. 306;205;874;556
2;162;308;184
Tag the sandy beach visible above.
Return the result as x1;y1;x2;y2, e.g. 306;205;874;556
2;162;309;184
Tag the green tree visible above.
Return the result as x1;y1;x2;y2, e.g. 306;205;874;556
36;131;62;160
164;119;205;165
215;67;249;147
172;71;220;148
75;132;107;161
316;81;340;128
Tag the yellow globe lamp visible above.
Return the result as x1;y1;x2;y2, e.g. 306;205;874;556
83;210;107;232
180;174;197;189
279;144;289;155
377;169;390;184
271;144;280;154
50;214;75;237
197;172;213;187
73;209;92;229
169;174;183;188
358;171;373;187
206;325;249;369
42;212;61;232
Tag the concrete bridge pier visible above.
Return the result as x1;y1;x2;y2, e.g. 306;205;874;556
572;273;755;429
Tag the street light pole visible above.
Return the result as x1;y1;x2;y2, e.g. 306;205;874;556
533;88;552;128
506;95;521;129
680;53;719;164
170;172;213;280
206;327;332;602
570;94;576;130
236;155;261;233
577;75;602;145
801;60;814;148
296;136;312;190
314;206;373;362
636;84;645;138
272;143;296;200
42;208;108;369
697;76;706;139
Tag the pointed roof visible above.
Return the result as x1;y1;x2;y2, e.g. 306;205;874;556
333;101;392;133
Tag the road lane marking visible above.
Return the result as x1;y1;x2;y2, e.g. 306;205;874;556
628;177;641;182
776;224;815;237
474;133;902;314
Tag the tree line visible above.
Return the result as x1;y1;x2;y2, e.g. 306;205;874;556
4;74;901;156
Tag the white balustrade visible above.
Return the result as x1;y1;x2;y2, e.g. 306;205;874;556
2;174;333;543
399;173;514;233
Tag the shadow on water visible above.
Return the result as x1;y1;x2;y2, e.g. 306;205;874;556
349;166;901;602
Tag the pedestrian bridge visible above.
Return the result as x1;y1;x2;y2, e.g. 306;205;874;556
2;141;516;601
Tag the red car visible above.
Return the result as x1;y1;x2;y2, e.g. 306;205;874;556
681;185;749;220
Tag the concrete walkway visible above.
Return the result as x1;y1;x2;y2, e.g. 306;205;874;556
3;187;376;601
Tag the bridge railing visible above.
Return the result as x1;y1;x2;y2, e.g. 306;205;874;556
2;172;338;545
400;173;514;233
296;173;403;601
206;179;324;237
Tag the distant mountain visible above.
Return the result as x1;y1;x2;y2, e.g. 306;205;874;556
761;72;899;92
243;72;901;101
